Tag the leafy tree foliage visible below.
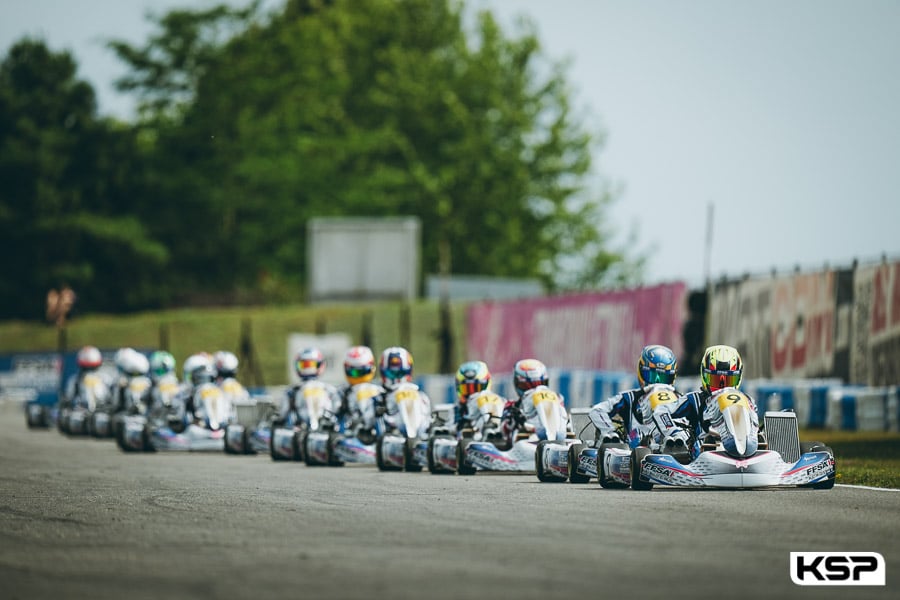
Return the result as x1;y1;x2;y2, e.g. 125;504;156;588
112;0;639;299
0;39;167;319
0;0;640;319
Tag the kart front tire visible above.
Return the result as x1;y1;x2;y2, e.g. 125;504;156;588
142;423;156;452
568;443;589;484
801;442;836;489
327;431;344;467
598;442;630;489
270;429;286;461
630;446;653;491
456;439;476;476
403;438;423;472
535;440;562;482
242;427;256;455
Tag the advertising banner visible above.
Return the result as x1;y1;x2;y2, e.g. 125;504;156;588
466;283;687;373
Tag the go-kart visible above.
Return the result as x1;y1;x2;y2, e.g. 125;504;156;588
450;388;578;480
57;372;111;437
375;383;432;472
118;381;235;452
548;384;687;485
303;382;386;467
629;388;836;490
266;380;334;462
426;392;506;475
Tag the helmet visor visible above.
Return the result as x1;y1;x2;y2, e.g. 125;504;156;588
703;370;741;391
298;359;319;371
642;368;675;386
458;381;487;398
346;366;373;378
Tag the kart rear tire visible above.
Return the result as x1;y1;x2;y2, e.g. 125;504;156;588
456;439;476;476
427;435;452;475
375;435;400;472
403;438;423;472
224;426;237;455
270;429;286;461
535;440;554;482
630;446;653;491
292;431;305;462
598;442;630;489
801;442;836;489
303;433;322;466
242;427;256;455
142;423;156;453
327;431;344;467
568;443;589;483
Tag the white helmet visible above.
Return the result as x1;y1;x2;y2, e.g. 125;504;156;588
115;348;149;377
214;350;239;379
183;352;213;384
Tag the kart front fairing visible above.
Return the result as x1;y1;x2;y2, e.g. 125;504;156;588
638;449;835;488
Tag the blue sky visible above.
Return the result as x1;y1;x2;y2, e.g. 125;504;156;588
3;0;899;288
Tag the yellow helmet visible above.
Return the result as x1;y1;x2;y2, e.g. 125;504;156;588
700;345;743;393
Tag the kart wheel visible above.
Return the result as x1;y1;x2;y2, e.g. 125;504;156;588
327;432;344;467
141;423;156;453
630;446;653;491
303;434;321;466
116;422;130;452
270;429;286;461
292;431;305;462
801;443;836;489
535;440;564;483
598;442;630;489
568;443;590;483
456;439;476;476
242;427;256;455
375;435;400;471
427;435;452;474
403;438;423;472
224;426;236;455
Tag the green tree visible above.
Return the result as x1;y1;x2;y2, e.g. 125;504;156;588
0;39;167;319
111;0;640;300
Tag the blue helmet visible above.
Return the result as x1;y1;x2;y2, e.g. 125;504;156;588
637;345;677;387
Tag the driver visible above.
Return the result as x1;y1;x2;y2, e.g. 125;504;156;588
336;345;385;438
275;348;339;428
588;344;680;448
379;347;432;437
671;344;755;448
62;345;106;411
506;358;569;441
454;360;494;432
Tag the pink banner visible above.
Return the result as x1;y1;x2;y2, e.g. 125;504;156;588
466;283;688;372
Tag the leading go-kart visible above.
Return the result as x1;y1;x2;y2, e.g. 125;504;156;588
453;388;577;480
119;382;236;452
629;388;836;490
375;383;432;472
303;382;387;467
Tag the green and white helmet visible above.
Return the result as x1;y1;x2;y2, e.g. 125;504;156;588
149;351;176;380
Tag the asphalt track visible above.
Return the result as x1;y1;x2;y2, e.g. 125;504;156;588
1;402;898;600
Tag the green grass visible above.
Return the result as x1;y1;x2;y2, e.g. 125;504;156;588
0;300;470;385
801;430;900;488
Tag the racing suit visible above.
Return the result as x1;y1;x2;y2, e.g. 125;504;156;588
276;379;340;429
511;385;569;442
588;384;682;448
382;381;432;439
339;381;387;443
670;386;759;451
458;390;507;437
61;368;110;411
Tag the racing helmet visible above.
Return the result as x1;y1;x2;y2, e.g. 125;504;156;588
455;360;491;402
76;345;103;370
637;345;677;388
379;347;413;388
344;345;376;385
183;352;213;384
214;350;239;379
191;363;217;387
294;348;326;381
700;345;743;393
513;358;549;397
118;348;149;377
149;351;176;380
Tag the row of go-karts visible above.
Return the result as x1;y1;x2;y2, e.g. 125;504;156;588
30;376;836;490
